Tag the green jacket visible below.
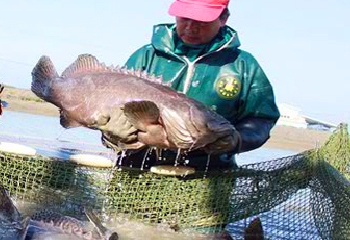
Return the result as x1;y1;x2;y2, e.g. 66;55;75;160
124;24;280;169
126;24;280;125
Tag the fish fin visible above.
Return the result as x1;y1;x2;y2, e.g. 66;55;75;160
123;101;160;131
21;216;31;230
244;217;264;240
63;54;170;88
60;111;81;128
61;54;114;78
0;185;17;217
84;207;109;237
31;55;59;101
161;108;193;147
113;66;171;87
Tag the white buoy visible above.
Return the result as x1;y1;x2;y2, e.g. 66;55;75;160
0;142;37;156
150;165;195;176
69;154;113;168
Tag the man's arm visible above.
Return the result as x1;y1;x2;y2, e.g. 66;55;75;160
234;117;275;153
231;53;280;153
201;117;274;155
204;53;280;155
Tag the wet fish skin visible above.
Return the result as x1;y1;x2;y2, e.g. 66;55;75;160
31;54;236;152
0;184;117;240
0;184;30;240
27;209;118;240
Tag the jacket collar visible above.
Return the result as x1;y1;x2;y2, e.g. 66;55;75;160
151;23;241;57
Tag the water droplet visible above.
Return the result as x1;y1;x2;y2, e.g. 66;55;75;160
203;155;211;179
192;80;200;87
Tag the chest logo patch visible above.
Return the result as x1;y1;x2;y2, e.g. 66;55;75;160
215;75;241;99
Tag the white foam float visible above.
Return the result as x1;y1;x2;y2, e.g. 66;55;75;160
69;154;113;168
0;142;37;156
150;165;195;176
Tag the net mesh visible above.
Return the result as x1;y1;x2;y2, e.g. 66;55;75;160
0;124;349;239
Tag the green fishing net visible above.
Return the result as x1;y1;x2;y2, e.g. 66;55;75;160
0;124;349;239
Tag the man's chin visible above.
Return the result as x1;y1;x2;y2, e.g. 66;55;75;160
181;36;202;45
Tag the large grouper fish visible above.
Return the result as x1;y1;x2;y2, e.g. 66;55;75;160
0;184;118;240
31;54;236;153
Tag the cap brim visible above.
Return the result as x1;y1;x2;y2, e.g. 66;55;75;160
168;1;225;22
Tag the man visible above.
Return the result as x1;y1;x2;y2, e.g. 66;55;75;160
101;2;279;236
106;0;280;170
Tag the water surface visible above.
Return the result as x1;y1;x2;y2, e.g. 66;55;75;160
0;111;297;161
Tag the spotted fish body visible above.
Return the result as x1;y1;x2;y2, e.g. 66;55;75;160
28;210;118;240
0;184;117;240
31;54;235;152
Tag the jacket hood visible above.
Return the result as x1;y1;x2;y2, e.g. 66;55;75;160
151;23;241;56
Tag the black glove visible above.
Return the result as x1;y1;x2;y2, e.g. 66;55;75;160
99;106;143;151
99;107;137;141
202;130;241;155
203;117;274;155
234;117;275;153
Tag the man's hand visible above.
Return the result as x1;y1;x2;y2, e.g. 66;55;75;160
202;130;241;155
99;107;176;150
137;124;177;149
99;107;138;143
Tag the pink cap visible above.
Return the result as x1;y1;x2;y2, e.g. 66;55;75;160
168;0;229;22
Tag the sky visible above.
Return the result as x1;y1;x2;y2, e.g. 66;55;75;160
0;0;349;125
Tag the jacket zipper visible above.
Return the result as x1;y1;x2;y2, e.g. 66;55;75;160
182;56;201;94
180;36;235;95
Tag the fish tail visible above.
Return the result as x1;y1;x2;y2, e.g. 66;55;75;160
31;55;59;101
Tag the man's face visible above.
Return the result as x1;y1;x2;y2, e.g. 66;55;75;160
176;16;227;45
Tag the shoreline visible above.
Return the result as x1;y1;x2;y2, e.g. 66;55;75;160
2;87;332;153
4;108;332;153
264;125;330;152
